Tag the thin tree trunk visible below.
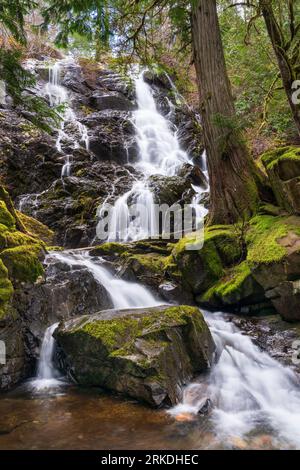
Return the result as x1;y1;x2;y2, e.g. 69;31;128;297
260;0;300;135
191;0;260;225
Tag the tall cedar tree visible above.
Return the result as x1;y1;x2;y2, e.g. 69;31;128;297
191;0;260;224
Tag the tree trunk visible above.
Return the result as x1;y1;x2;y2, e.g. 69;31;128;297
191;0;260;225
260;0;300;136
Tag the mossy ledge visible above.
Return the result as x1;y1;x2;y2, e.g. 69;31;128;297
167;213;300;317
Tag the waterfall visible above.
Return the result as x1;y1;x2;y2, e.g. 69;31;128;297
97;70;205;243
169;311;300;449
32;323;62;391
50;251;160;309
37;323;59;380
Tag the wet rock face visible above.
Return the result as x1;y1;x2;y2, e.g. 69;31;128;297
18;160;139;248
55;305;215;407
148;175;194;206
82;110;138;164
0;318;26;390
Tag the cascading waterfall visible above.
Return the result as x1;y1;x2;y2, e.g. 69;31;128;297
49;251;159;309
169;312;300;449
99;70;207;243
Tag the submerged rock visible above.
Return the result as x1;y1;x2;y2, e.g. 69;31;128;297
55;305;215;407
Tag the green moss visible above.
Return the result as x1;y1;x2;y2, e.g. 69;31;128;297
123;252;169;273
90;242;129;256
0;244;44;283
201;261;251;304
258;203;283;217
205;225;242;266
262;146;300;170
71;305;201;360
170;225;243;294
16;211;54;245
0;200;15;229
246;215;289;264
0;259;14;319
4;231;42;249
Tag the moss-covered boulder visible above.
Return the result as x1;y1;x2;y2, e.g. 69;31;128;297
0;244;45;284
262;146;300;214
199;261;266;313
171;225;242;295
55;305;215;407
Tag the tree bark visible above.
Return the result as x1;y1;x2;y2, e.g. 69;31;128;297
191;0;260;225
260;0;300;136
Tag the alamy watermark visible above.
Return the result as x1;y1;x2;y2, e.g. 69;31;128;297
0;340;6;365
292;340;300;365
96;202;205;251
292;80;300;105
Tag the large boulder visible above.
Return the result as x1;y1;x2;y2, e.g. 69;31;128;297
54;305;215;407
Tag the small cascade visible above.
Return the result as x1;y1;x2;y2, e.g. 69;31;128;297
61;155;71;178
32;323;62;391
169;312;300;449
43;59;90;176
50;251;160;309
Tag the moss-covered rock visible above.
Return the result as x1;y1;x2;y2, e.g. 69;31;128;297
0;259;14;319
171;225;242;295
0;244;45;284
261;146;300;214
0;200;15;229
199;261;266;313
193;214;300;318
16;211;54;245
55;305;215;407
